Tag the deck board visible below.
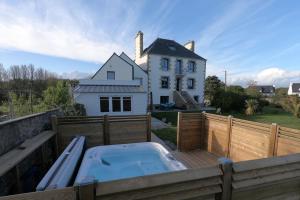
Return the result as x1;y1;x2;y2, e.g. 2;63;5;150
151;133;219;169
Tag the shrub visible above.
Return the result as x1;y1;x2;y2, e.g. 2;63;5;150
281;95;300;118
245;99;259;115
212;90;247;112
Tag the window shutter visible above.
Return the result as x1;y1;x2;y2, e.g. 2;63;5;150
160;58;163;70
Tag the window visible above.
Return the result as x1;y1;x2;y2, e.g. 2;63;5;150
107;71;115;80
161;58;169;71
188;61;196;72
160;96;169;104
161;76;169;88
100;97;109;112
187;78;195;89
123;97;131;112
194;96;199;102
112;97;121;112
168;45;176;51
176;60;182;74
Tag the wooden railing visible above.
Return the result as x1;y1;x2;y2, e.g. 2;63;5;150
177;112;300;161
52;113;152;153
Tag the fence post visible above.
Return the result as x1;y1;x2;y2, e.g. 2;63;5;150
218;157;233;200
226;116;233;158
51;115;59;157
200;111;206;149
177;112;182;151
77;182;96;200
268;123;278;157
146;112;152;142
103;115;110;145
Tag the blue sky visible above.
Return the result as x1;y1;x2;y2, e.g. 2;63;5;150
0;0;300;86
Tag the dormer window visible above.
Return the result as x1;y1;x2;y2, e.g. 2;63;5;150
161;58;169;71
188;61;196;72
168;45;176;51
107;71;115;80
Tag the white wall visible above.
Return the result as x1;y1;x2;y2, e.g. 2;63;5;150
92;54;133;80
75;92;147;116
148;54;206;105
120;52;148;90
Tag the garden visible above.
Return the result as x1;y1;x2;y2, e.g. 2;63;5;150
152;76;300;146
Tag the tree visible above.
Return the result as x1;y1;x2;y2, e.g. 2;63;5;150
43;81;72;109
205;76;225;102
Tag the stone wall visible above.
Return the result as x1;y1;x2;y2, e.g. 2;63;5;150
0;109;62;156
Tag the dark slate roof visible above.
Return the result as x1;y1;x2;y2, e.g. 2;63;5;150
142;38;206;60
250;85;275;94
74;85;145;93
292;83;300;93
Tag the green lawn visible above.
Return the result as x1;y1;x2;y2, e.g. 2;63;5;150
152;107;300;146
226;106;300;130
152;106;300;131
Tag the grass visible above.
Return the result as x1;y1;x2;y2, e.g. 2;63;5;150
152;127;177;145
152;106;300;130
226;106;300;130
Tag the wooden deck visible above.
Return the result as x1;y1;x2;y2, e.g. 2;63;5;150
151;133;219;169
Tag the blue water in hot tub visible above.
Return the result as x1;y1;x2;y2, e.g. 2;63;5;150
74;142;186;185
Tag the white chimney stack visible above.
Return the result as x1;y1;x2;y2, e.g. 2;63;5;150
184;40;195;52
135;31;143;60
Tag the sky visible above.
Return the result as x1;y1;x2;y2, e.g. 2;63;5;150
0;0;300;86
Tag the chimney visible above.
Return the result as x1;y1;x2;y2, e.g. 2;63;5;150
135;31;143;60
184;40;195;52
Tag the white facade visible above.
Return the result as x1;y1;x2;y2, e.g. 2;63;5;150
75;91;147;116
288;82;300;96
143;55;206;105
135;32;206;106
74;53;148;116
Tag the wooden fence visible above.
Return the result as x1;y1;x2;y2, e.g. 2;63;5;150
2;153;300;200
52;114;151;152
177;112;300;162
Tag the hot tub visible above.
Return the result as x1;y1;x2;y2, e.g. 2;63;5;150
74;142;186;185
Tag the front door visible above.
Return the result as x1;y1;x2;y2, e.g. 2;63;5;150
176;78;181;91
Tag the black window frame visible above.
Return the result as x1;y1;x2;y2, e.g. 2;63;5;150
112;97;121;112
176;59;182;74
161;58;169;71
123;96;132;112
100;97;109;112
161;76;169;89
160;96;169;104
107;71;115;80
187;78;195;89
188;61;196;73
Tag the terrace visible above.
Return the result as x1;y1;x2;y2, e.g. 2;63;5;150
0;110;300;199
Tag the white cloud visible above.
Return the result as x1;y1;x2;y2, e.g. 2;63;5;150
0;0;144;63
60;71;92;79
229;67;300;87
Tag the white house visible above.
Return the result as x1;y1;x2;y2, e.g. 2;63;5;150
288;83;300;96
134;31;206;109
74;53;148;116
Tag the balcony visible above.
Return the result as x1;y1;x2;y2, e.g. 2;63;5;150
175;68;184;76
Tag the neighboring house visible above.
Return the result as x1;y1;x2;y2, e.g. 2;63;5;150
134;31;206;109
288;83;300;96
74;53;148;116
249;85;276;97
